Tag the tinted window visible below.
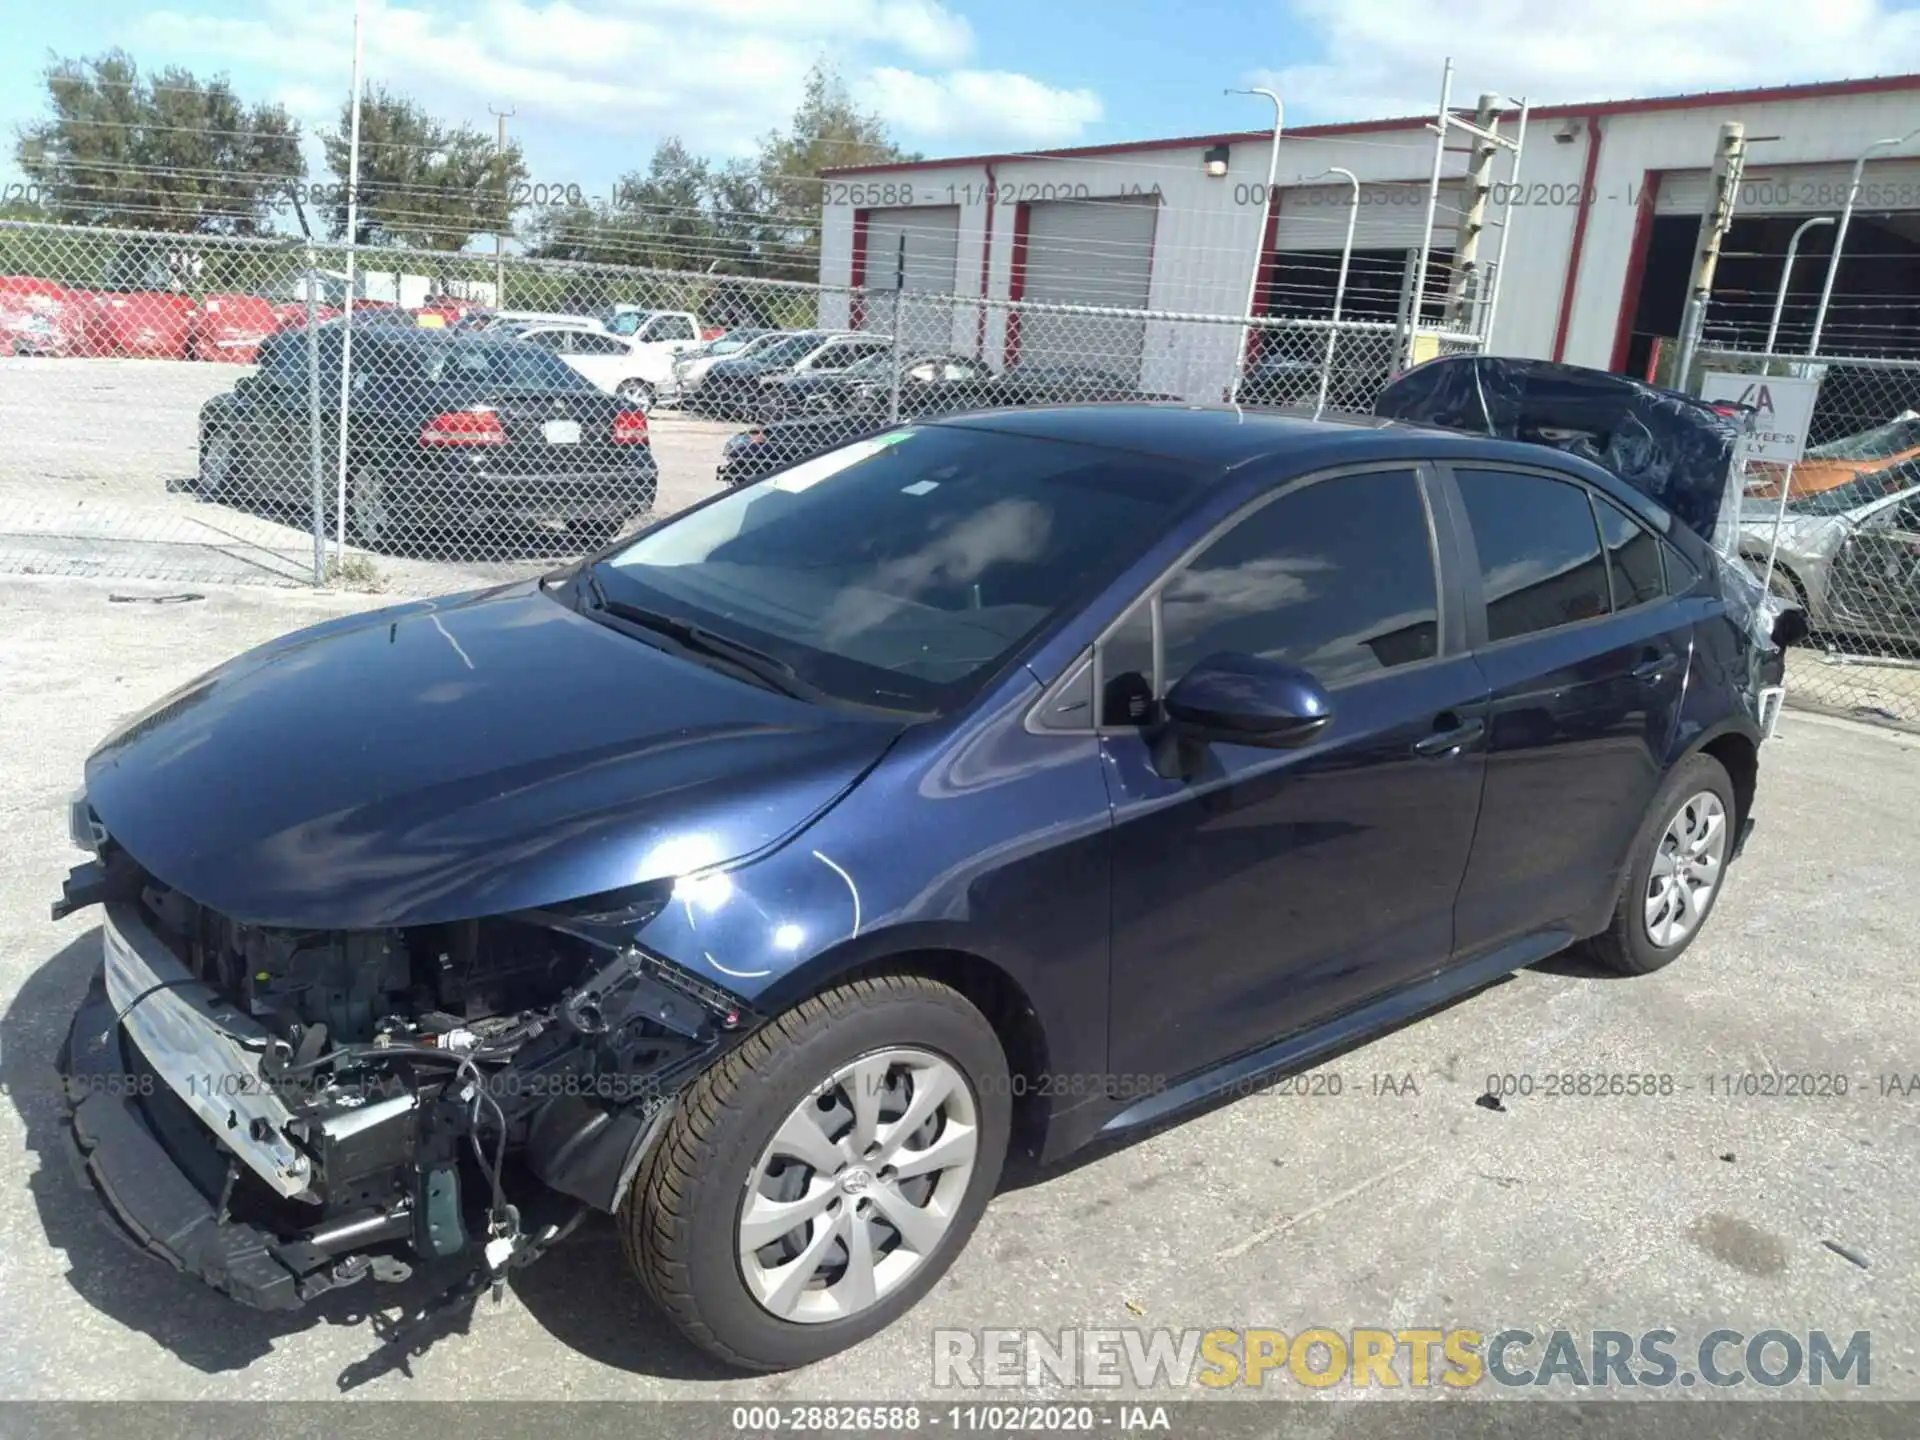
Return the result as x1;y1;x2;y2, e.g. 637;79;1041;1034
572;332;630;355
364;340;596;391
1159;470;1439;690
259;335;307;384
1457;469;1609;642
1594;494;1664;609
598;428;1198;714
649;315;697;341
1100;603;1156;725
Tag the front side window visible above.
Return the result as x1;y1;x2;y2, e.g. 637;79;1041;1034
595;426;1202;713
647;315;697;341
1455;468;1610;642
1157;469;1440;692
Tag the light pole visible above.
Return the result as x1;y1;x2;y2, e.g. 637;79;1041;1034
1810;125;1920;356
1304;166;1358;419
1226;86;1283;391
1765;214;1834;356
489;103;515;307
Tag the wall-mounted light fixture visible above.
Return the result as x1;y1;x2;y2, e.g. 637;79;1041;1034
1203;143;1231;177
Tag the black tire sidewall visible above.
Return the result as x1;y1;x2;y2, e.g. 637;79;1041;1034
657;986;1010;1368
1615;753;1737;973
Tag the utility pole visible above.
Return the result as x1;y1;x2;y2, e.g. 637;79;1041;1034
490;103;516;308
1674;121;1746;384
1445;93;1501;329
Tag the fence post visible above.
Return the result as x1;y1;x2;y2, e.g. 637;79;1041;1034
305;245;325;586
887;232;906;426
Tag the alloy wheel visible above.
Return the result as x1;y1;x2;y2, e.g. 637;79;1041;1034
1644;790;1728;948
737;1047;979;1324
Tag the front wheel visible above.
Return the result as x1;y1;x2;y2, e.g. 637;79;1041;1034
623;974;1010;1370
1583;753;1738;975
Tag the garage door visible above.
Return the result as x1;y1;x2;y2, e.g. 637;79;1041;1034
1656;158;1920;216
1272;180;1462;251
1016;194;1160;383
859;205;960;350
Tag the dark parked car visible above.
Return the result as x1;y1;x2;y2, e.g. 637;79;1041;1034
57;408;1779;1371
193;327;657;553
765;351;996;421
683;331;888;419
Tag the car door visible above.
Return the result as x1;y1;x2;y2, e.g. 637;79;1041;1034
1441;465;1691;957
1824;492;1920;639
240;334;327;506
562;330;635;393
1103;465;1491;1084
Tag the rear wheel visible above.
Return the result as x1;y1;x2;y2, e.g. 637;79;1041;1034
1583;753;1737;975
196;428;237;500
623;974;1010;1370
616;379;656;413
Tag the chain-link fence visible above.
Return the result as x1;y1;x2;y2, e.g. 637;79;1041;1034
0;218;1480;594
1688;345;1920;729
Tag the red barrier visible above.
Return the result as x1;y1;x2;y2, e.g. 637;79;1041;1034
0;277;78;357
79;291;194;360
191;293;279;363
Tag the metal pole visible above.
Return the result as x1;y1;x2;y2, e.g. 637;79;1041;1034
1445;93;1501;329
1406;59;1454;369
1810;127;1920;356
1308;167;1359;420
1226;87;1284;391
490;104;515;308
306;244;324;585
333;2;363;566
887;232;906;425
1480;99;1529;348
1674;121;1746;386
1765;215;1834;356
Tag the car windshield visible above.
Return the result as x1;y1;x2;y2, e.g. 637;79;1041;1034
1782;462;1920;516
750;332;832;366
1805;412;1920;462
604;310;653;335
592;425;1199;713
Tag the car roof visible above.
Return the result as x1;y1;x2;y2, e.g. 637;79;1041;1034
930;403;1662;499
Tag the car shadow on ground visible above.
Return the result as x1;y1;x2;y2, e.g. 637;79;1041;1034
5;930;732;1389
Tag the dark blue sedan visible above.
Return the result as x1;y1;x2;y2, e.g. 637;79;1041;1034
55;406;1778;1369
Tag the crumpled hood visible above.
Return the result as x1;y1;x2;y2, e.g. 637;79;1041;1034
84;582;902;929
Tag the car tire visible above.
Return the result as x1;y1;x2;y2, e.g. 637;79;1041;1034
623;973;1011;1371
196;427;238;500
617;379;655;413
1583;753;1738;976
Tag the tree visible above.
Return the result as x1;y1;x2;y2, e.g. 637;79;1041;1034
324;86;528;251
15;50;303;234
754;62;916;279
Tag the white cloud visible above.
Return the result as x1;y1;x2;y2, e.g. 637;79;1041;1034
860;67;1104;144
1263;0;1920;119
132;0;1086;161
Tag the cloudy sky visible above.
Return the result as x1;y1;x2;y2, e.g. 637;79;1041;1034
4;0;1920;192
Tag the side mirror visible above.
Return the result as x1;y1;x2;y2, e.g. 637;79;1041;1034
1151;653;1333;778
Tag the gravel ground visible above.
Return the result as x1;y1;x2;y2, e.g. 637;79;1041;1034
0;574;1915;1409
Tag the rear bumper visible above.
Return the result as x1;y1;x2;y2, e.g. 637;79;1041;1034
58;971;355;1310
404;455;658;525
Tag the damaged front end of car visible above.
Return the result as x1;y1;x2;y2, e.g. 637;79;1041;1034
53;811;756;1313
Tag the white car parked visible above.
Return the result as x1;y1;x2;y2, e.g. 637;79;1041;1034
465;310;605;334
511;325;670;410
594;310;706;409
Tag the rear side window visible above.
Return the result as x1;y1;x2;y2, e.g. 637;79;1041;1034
1456;469;1610;642
1593;493;1665;609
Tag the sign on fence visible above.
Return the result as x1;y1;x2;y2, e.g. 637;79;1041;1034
1699;372;1822;463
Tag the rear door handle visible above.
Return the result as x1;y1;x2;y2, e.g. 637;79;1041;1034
1413;716;1486;758
1631;653;1679;682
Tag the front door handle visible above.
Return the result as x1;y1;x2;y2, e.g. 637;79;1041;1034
1631;652;1679;683
1413;716;1486;758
